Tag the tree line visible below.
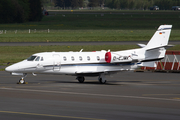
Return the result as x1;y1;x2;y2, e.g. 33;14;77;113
1;0;180;23
0;0;43;23
53;0;180;10
104;0;180;10
54;0;84;9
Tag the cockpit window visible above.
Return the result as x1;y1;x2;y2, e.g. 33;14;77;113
27;56;37;61
35;56;40;61
41;57;44;61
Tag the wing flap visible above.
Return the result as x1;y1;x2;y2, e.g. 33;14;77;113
75;68;127;76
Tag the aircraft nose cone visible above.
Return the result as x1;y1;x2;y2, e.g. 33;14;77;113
5;66;12;72
5;65;15;72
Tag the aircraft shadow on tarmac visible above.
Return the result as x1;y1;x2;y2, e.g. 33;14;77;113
30;79;142;85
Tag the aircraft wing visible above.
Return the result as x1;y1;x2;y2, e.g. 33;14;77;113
75;70;104;76
75;68;126;76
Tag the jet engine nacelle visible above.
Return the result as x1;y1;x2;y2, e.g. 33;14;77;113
105;52;132;63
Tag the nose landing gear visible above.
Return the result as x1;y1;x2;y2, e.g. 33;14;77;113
17;73;28;84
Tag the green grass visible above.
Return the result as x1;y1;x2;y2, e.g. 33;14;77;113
0;11;179;42
0;11;180;30
0;11;179;65
0;44;179;64
0;29;179;42
0;45;137;63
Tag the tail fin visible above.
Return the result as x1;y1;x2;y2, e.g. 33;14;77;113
145;25;172;50
141;25;172;64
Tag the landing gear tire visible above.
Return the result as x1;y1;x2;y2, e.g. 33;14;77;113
17;74;28;84
99;78;106;84
17;79;25;84
17;80;28;84
77;77;85;83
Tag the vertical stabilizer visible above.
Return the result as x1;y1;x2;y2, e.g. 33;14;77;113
142;25;172;63
145;25;172;50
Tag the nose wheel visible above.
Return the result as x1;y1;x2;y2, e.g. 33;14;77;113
17;74;28;84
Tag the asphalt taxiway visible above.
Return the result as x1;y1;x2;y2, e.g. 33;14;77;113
0;71;180;120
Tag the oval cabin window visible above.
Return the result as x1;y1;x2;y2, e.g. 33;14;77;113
71;56;75;61
79;56;82;61
63;56;67;61
87;56;90;61
97;56;100;61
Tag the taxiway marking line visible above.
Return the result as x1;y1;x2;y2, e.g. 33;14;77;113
0;110;105;120
173;98;180;100
143;94;180;96
1;87;180;102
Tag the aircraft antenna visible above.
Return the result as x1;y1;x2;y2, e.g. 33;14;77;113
80;49;83;52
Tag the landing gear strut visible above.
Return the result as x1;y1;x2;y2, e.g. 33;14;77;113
76;76;85;83
17;73;28;84
98;73;106;84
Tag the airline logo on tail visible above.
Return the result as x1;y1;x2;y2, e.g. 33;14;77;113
159;32;165;34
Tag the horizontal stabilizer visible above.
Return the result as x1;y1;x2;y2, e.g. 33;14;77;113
139;62;157;67
146;44;175;51
137;43;146;48
164;44;175;49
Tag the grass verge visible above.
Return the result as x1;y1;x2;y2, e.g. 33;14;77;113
0;45;179;64
0;11;180;42
0;29;179;42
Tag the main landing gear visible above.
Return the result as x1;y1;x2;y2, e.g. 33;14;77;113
17;73;28;84
76;76;85;83
98;73;106;84
76;73;107;84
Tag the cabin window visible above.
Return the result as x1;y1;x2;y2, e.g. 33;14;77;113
41;57;44;61
79;56;82;61
63;56;67;61
35;56;40;61
87;56;90;61
97;56;100;61
27;56;37;61
123;56;128;60
71;56;75;61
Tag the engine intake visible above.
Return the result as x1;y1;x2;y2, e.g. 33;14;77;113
105;52;111;63
105;52;132;63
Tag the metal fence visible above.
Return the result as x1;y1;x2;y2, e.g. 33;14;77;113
141;51;180;72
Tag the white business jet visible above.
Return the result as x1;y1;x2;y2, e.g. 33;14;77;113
6;25;172;84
